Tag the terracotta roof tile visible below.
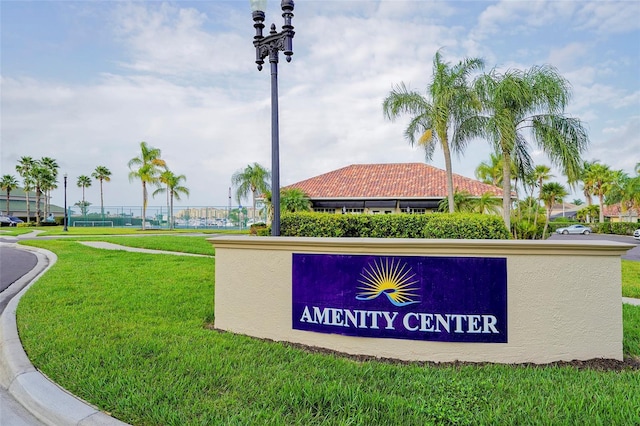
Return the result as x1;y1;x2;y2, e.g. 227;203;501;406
284;163;503;198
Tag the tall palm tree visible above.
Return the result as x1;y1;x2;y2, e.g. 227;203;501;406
540;182;568;238
579;160;598;208
31;162;55;225
77;175;92;205
472;65;589;229
40;157;59;217
383;50;484;213
16;156;35;222
583;162;615;223
128;142;166;230
232;163;271;223
1;175;20;216
92;166;112;221
532;165;554;230
153;170;189;230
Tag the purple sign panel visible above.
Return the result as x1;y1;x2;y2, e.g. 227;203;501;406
292;254;507;343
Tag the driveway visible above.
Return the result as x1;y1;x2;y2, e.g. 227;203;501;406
547;233;640;261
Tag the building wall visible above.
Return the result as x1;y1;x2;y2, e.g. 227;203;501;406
211;236;629;364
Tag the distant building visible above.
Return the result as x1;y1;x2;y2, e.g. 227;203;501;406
283;163;504;214
0;188;64;219
602;204;639;223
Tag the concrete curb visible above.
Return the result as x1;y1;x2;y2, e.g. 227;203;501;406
0;244;129;426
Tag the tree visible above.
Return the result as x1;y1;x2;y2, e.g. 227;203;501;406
128;142;166;230
40;157;59;218
606;170;640;222
77;175;92;205
74;200;92;217
540;182;568;238
472;192;502;215
231;163;271;223
383;50;484;213
153;170;189;230
438;191;476;213
1;174;19;216
280;188;311;213
16;156;35;222
472;65;589;229
92;166;112;221
531;165;554;230
583;162;615;223
475;153;504;186
31;162;56;226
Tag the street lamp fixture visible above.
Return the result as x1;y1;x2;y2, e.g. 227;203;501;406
250;0;295;236
63;173;68;232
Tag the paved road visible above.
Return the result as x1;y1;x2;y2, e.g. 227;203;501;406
547;233;640;261
0;244;45;425
1;246;38;293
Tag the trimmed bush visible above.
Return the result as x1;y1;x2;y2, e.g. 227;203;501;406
280;212;510;239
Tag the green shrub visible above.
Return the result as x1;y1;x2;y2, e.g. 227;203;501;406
592;222;639;236
280;212;510;239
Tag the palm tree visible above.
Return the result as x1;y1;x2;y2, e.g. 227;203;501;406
472;65;589;229
472;192;502;215
475;153;504;186
531;165;554;230
40;157;59;217
16;156;35;222
583;162;615;223
579;160;597;208
30;162;55;226
153;170;189;230
438;191;476;213
231;163;271;223
1;175;20;216
540;182;568;238
91;166;112;221
128;142;166;230
280;188;311;213
383;50;484;213
77;175;92;204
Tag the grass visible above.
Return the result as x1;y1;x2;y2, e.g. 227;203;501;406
72;235;216;256
16;238;640;425
623;259;640;298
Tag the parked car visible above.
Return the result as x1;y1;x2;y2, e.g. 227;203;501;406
634;229;640;241
555;224;592;235
7;216;24;226
0;216;12;226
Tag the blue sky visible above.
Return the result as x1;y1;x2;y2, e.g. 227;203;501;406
2;0;639;208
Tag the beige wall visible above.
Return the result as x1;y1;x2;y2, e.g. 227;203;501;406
211;236;631;364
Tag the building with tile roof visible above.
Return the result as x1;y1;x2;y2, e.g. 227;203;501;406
283;163;504;214
0;187;64;219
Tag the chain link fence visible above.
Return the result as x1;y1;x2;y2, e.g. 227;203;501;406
67;205;267;230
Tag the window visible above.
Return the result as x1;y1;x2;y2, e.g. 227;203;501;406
314;208;336;214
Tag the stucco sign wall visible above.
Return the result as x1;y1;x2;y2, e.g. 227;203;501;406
292;254;507;343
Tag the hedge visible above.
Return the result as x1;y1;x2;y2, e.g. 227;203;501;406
279;212;511;239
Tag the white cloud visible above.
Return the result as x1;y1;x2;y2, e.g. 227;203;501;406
1;0;638;210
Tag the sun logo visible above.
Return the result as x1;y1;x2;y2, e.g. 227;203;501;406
356;258;420;307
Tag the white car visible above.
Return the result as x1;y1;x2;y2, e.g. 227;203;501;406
555;224;592;235
634;229;640;241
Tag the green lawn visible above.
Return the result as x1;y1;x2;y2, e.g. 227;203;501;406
623;259;640;298
15;239;640;425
